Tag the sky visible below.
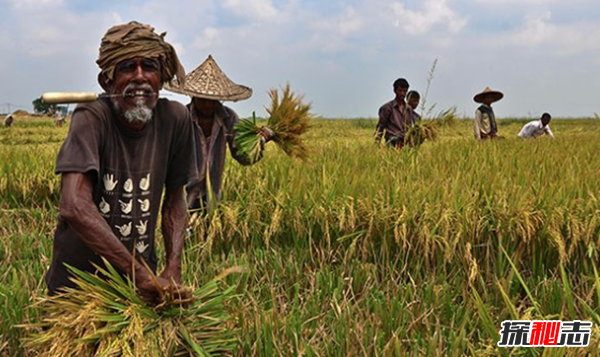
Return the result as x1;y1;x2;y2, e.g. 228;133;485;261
0;0;599;119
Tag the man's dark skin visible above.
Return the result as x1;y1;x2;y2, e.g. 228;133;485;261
192;97;273;139
394;85;408;111
60;57;190;304
193;97;220;136
541;113;551;127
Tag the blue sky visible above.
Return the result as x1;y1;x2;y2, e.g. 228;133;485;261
1;0;599;119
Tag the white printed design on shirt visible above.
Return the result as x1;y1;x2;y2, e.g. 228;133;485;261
136;240;149;254
136;220;148;235
99;197;110;214
103;174;118;191
119;199;133;214
115;222;132;237
99;169;153;253
139;174;151;191
124;178;134;193
138;199;150;213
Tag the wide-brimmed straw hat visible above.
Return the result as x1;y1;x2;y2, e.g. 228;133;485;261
473;87;503;103
165;55;252;101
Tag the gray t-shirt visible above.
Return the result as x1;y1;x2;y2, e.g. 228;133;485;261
45;97;197;294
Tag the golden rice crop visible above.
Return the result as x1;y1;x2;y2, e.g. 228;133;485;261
20;260;238;357
5;118;600;356
234;83;312;162
404;119;439;147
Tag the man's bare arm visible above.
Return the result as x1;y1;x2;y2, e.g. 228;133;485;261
159;184;187;284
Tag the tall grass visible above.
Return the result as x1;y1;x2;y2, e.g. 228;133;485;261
2;116;600;355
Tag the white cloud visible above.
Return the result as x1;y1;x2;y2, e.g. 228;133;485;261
391;0;467;35
192;27;220;51
300;6;365;53
509;12;600;55
474;0;558;4
336;7;364;36
3;0;63;10
222;0;278;20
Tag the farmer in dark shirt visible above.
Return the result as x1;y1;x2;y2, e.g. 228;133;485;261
45;21;197;304
375;78;413;148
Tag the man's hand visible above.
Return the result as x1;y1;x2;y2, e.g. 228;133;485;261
259;126;274;143
159;265;182;285
136;273;191;305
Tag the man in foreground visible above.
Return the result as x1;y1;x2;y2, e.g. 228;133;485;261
375;78;414;149
45;21;197;303
518;113;554;139
473;87;503;140
166;55;272;213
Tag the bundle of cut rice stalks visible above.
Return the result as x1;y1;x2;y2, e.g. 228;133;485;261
404;119;440;148
21;260;239;357
234;83;312;162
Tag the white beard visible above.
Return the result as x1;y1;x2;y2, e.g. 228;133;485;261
123;100;153;124
112;83;154;125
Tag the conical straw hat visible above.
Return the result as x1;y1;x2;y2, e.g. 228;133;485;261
473;87;503;103
165;55;252;101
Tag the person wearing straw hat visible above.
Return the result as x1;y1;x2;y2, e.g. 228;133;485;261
473;87;503;140
166;55;273;214
45;21;196;304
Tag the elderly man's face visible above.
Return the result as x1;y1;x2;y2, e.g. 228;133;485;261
109;57;162;123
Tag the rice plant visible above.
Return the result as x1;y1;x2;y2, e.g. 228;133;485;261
3;116;600;356
404;119;439;147
234;83;312;162
20;260;238;357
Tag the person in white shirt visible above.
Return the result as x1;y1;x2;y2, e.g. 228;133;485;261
518;113;554;139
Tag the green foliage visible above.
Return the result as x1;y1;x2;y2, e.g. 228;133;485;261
31;98;56;115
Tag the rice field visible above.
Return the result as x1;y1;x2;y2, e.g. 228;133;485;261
1;114;600;356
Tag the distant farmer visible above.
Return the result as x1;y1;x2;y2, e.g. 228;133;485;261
54;109;66;127
45;21;196;304
518;112;554;139
166;55;273;214
407;90;421;122
3;114;14;127
473;87;503;140
375;78;414;148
